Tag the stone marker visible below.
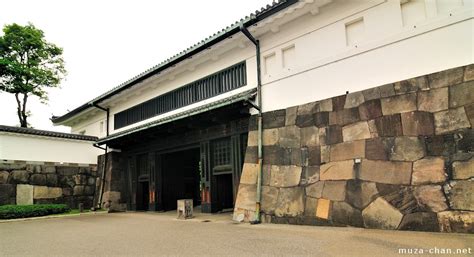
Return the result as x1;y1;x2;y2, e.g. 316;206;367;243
17;184;34;205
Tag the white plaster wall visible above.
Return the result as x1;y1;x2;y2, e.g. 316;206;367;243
0;133;102;164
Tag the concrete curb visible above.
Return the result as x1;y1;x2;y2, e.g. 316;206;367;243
0;211;108;223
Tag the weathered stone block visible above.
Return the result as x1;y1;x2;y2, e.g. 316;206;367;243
465;64;474;81
401;111;434;136
344;91;365;108
261;186;279;214
320;145;330;164
270;165;302;188
452;159;474;179
321;181;346;201
362;197;403;230
30;174;47;186
417;87;448;112
244;146;258;164
73;185;85;196
57;166;79;176
84;185;95;196
394;76;429;94
43;166;56;174
0;171;9;184
62;187;72;196
320;98;333;112
412;157;446;185
262;110;286;129
325;125;343;145
285;106;298;126
33;186;62;199
332;95;346;111
448;181;474;211
300;126;319;147
234;184;257;211
297;102;319;115
307;146;321;166
362;87;381;101
390;137;425;161
425;134;456;157
358;99;382;121
316;198;331;219
330;140;365;162
374;114;403;137
414;185;448;212
240;163;258;185
382;186;422;214
449;81;474;108
399;212;440;232
329;108;360;126
346;180;379;210
87;176;95;186
381;93;417;115
360;160;412;185
278;126;300;148
11;170;29;184
465;104;474;127
428;66;464;88
262;128;279;146
248;115;258;131
263;146;284;165
434;107;471;134
275;187;305;217
365;138;391;160
437;211;474;233
320;160;354;181
247;130;258;147
296;114;314;128
342;121;371;142
313;112;330;127
306;181;324;198
0;184;16;205
332;201;363;227
304;197;318;217
300;166;320;186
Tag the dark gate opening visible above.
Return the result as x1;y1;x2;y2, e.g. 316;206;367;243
215;174;234;211
161;148;200;211
136;181;149;211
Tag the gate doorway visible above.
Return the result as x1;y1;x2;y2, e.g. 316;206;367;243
136;181;149;211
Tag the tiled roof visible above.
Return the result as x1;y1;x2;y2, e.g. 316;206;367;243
52;0;298;124
0;125;98;141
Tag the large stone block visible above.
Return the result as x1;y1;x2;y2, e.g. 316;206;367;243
247;130;258;147
262;165;271;186
300;126;319;147
381;93;417;115
342;121;371;142
320;145;330;164
344;91;365;108
16;184;33;205
320;98;333;112
285;106;298;126
33;186;62;199
0;184;15;205
394;76;429;94
417;87;448;112
332;95;346;111
346;180;379;210
240;163;258;185
321;181;347;201
424;134;456;157
437;211;474;233
325;125;343;145
389;137;425;161
428;66;464;88
297;102;319;116
304;197;318;217
399;212;440;232
329;108;360;126
262;128;279;146
46;174;59;187
320;160;354;181
11;170;29;183
412;157;446;185
414;185;448;212
234;184;257;211
465;64;474;81
362;197;403;230
360;160;412;185
278;126;300;148
362;87;381;101
332;201;363;227
244;146;258;164
30;174;47;186
296;114;314;128
330;140;365;162
401;111;434;136
305;181;324;198
434;107;471;135
382;186;421;214
275;187;305;217
374;114;403;137
365;138;391;160
261;186;279;214
43;166;56;174
307;146;321;166
452;159;474;179
313;112;330;127
0;171;9;184
270;165;302;188
465;104;474;127
447;181;474;211
300;166;320;186
450;81;474;108
57;166;79;176
73;185;85;196
262;110;286;129
358;99;382;120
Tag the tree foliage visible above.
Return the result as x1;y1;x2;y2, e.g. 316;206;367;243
0;23;66;127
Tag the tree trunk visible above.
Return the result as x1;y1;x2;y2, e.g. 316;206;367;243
14;93;28;127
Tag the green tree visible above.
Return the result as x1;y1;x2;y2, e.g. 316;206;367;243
0;23;66;127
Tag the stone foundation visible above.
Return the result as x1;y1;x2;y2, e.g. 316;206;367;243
234;64;474;233
97;152;127;212
0;160;99;209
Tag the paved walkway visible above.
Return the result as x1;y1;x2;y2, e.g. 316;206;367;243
0;212;472;257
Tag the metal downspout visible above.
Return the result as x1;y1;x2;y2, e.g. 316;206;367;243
91;103;109;209
240;24;263;224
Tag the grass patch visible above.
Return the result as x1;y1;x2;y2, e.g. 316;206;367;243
0;204;70;219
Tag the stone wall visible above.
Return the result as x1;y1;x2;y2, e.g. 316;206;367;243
234;64;474;233
0;160;99;209
98;152;127;212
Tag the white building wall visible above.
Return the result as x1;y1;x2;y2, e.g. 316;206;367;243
0;133;102;164
67;0;473;137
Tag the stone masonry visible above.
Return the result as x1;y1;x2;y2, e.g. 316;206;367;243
0;160;99;209
234;64;474;233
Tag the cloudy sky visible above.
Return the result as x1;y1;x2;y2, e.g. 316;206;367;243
0;0;271;132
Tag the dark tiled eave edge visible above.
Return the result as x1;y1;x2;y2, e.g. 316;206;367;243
0;125;98;142
96;88;257;145
51;0;298;124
